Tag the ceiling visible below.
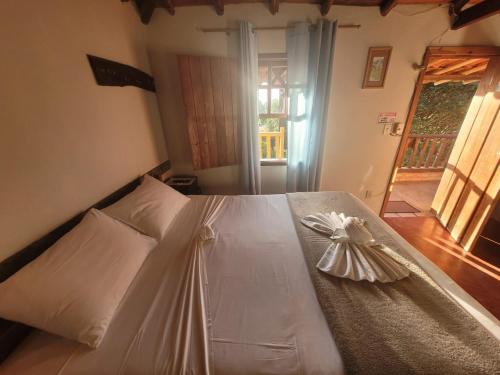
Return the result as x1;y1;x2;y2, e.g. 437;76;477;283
424;57;490;85
126;0;499;31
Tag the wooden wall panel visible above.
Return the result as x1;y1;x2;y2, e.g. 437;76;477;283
211;58;228;166
178;55;240;170
190;56;211;170
200;59;218;167
178;57;202;169
222;58;236;164
231;62;241;162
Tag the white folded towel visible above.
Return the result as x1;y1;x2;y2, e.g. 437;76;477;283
301;212;410;283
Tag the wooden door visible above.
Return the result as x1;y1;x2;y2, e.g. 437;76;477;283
432;56;500;250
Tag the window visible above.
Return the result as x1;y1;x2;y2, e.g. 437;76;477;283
258;53;287;161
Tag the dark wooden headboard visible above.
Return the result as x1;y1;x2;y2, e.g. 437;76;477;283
0;160;170;363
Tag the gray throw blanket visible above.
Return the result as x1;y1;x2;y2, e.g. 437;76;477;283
287;192;500;375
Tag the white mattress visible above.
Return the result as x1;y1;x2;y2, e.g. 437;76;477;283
0;195;344;375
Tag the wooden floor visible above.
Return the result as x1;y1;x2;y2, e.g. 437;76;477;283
384;216;500;320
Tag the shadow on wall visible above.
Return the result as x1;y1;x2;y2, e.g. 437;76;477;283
141;91;170;162
125;37;169;164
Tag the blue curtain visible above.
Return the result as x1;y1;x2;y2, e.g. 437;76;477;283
286;20;337;192
238;21;262;194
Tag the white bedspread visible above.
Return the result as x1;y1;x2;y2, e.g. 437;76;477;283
3;192;496;374
0;195;344;375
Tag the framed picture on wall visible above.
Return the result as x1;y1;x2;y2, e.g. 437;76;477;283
362;47;392;88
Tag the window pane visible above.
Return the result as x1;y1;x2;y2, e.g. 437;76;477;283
258;89;268;114
258;118;280;132
258;66;269;86
271;66;287;86
270;88;286;114
257;120;285;159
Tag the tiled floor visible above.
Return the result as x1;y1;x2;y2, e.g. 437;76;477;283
384;216;500;319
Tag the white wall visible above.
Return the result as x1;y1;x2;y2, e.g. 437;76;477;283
147;5;292;194
319;6;499;213
0;0;169;261
147;4;499;204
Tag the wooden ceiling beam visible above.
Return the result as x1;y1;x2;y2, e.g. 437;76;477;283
462;63;488;75
135;0;156;24
212;0;224;15
133;0;175;25
427;58;453;69
451;0;500;30
448;0;469;17
380;0;397;16
427;46;500;57
431;58;485;75
269;0;279;15
160;0;176;15
321;0;333;15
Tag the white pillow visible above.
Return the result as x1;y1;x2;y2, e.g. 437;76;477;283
0;209;157;348
103;174;190;240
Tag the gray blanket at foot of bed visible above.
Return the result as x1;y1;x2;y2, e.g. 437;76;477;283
287;192;500;375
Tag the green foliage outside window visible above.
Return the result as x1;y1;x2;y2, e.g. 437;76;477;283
258;118;280;132
410;82;478;135
401;81;478;168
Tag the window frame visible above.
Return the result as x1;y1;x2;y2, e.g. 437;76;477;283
258;53;288;164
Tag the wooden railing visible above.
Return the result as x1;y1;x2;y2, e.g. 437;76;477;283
400;133;457;171
259;127;285;159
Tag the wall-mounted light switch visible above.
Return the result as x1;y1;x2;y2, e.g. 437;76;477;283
392;122;404;136
383;122;404;136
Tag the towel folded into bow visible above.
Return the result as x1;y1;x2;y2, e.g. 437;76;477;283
301;212;409;283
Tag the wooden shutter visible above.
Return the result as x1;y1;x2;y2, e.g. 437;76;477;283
178;55;240;170
431;56;500;250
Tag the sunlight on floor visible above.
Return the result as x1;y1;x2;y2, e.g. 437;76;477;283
423;236;500;281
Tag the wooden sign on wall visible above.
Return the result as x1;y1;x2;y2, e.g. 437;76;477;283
87;55;155;92
177;55;240;170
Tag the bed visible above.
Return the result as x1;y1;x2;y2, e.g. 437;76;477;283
0;185;499;374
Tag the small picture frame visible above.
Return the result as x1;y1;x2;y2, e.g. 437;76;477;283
362;47;392;88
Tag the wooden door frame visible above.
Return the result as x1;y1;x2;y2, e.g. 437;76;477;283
379;46;500;217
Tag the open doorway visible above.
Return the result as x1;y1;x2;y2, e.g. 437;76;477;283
381;47;500;318
381;47;497;221
384;61;485;217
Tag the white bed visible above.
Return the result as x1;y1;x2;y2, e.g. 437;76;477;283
1;193;498;374
0;195;343;374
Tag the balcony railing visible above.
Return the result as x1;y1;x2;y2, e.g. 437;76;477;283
259;127;285;159
400;133;457;171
